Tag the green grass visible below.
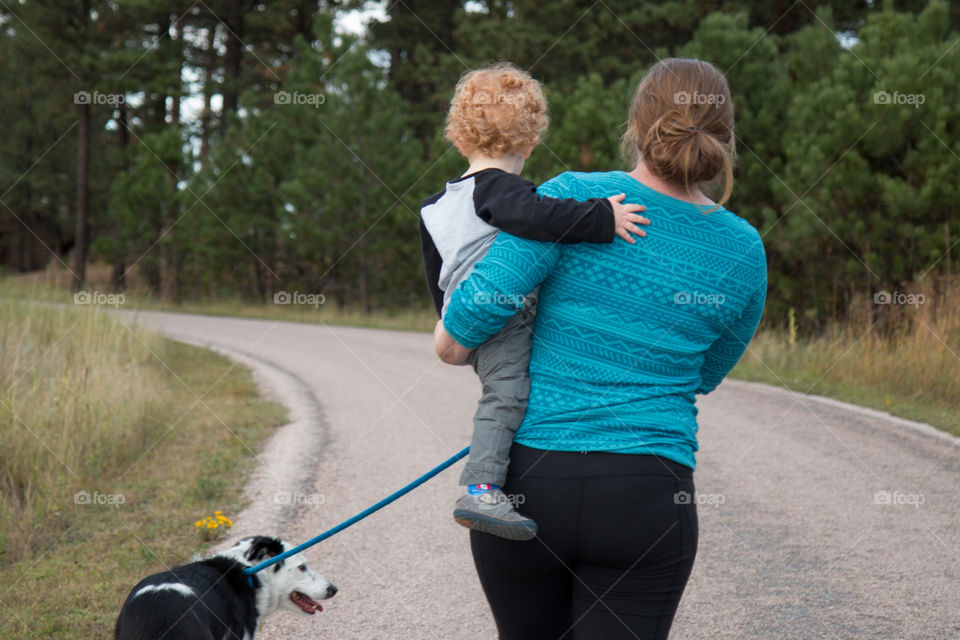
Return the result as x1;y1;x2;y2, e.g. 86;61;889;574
0;300;286;639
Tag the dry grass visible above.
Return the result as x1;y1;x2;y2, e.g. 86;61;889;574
0;300;168;556
2;263;438;333
734;277;960;435
0;300;286;638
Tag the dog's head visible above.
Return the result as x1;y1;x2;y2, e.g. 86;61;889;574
224;536;337;617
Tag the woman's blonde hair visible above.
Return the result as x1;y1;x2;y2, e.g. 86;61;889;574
445;62;549;158
622;58;736;208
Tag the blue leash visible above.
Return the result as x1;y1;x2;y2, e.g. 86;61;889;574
243;445;470;583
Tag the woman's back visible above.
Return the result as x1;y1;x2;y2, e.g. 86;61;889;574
446;170;766;469
438;57;764;640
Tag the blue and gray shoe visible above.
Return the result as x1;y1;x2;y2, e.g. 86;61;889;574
453;489;538;541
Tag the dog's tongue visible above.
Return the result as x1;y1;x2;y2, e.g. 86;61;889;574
290;591;322;614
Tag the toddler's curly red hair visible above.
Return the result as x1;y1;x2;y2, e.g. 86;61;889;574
444;63;549;158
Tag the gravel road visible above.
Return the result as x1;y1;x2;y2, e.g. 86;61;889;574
129;310;960;640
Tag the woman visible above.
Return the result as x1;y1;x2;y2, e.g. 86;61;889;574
436;58;766;639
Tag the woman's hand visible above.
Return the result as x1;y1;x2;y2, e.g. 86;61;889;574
434;319;473;365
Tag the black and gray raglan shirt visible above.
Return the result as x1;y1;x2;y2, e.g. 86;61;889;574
419;168;615;316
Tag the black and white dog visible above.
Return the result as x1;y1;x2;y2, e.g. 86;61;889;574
115;536;336;640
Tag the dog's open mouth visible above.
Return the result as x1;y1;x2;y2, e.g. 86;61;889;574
290;591;323;614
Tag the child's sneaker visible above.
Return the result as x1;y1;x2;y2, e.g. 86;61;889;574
453;487;538;541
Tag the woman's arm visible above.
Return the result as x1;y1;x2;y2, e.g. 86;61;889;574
437;172;578;354
434;319;473;365
442;232;561;349
697;239;768;394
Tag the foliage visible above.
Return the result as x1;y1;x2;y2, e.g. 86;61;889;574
0;1;957;326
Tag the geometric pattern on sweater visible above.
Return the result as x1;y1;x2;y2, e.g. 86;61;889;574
443;170;767;470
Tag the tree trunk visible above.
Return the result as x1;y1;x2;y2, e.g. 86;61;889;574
72;0;91;292
199;23;217;167
946;222;952;277
145;245;162;296
151;10;170;125
21;70;35;272
221;0;244;132
72;99;90;292
111;100;129;291
170;12;182;126
162;168;181;302
253;252;267;303
358;233;369;315
19;204;34;273
110;261;126;291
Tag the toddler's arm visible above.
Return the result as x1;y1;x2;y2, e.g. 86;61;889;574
475;172;648;244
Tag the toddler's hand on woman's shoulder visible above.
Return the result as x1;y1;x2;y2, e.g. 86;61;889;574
608;193;649;244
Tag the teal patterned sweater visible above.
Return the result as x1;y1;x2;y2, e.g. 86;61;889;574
443;171;767;470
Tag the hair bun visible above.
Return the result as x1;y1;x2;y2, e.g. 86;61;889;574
640;108;729;196
622;58;735;208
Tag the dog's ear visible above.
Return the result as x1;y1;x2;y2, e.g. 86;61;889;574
245;536;285;564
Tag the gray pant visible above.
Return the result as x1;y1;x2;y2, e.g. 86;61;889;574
459;306;535;487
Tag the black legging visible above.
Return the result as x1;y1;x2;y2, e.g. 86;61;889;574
470;444;698;640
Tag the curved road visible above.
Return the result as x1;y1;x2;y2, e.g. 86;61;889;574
131;311;959;640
